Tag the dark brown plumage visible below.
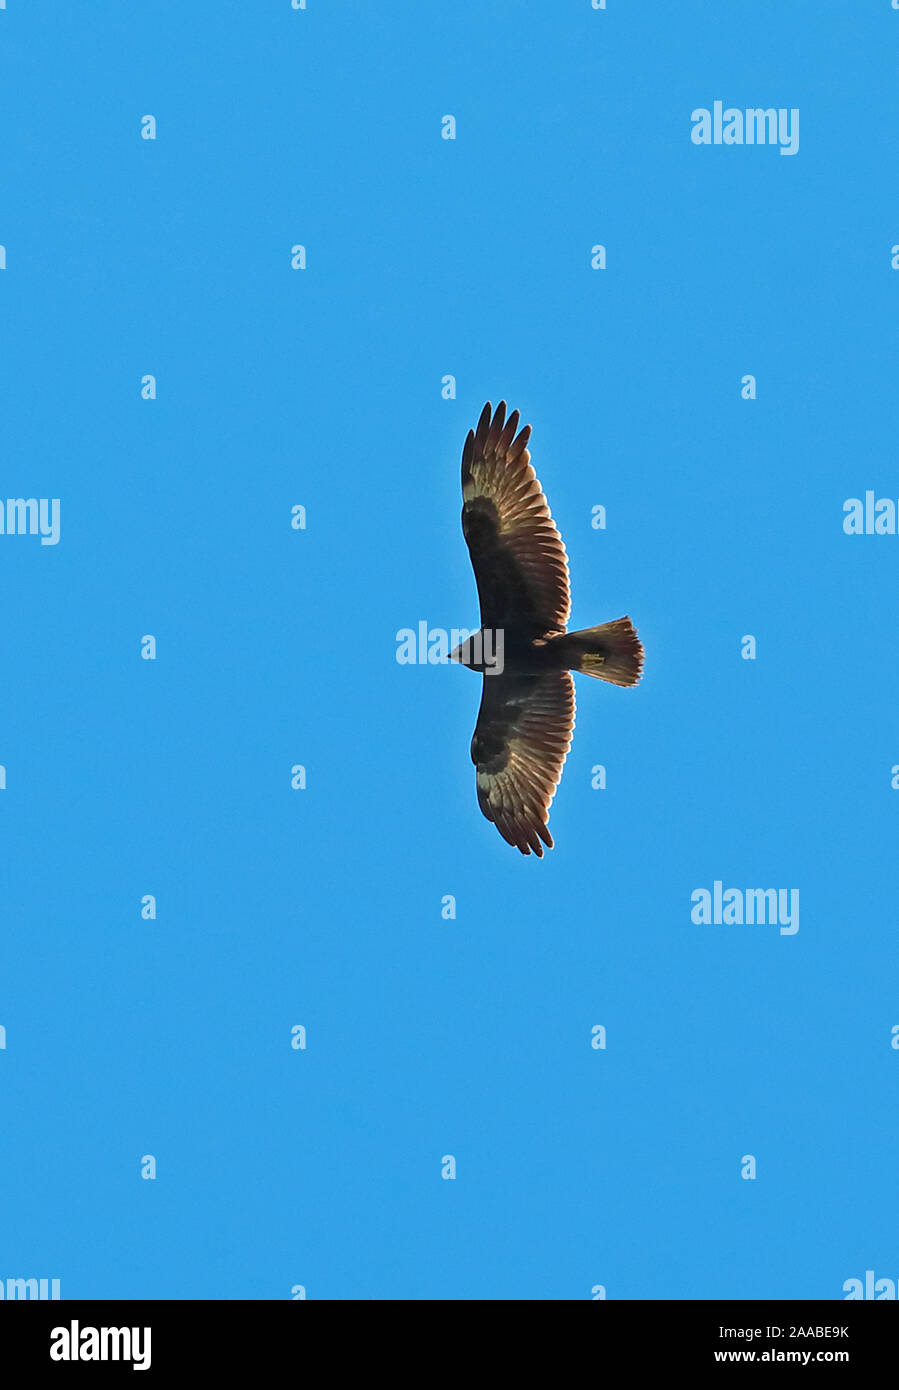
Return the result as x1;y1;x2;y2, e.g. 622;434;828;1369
451;401;644;856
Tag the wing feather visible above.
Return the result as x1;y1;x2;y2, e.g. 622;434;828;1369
471;669;576;857
461;401;570;634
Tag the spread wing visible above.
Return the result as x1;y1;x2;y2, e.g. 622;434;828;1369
461;401;570;634
471;669;575;856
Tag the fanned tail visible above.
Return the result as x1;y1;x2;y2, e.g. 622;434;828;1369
551;617;643;687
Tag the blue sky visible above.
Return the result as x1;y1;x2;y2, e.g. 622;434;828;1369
1;0;897;1299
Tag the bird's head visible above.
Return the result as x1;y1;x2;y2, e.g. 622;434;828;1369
449;627;505;674
449;633;476;667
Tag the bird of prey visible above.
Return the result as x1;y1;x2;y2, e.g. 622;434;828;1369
450;401;643;856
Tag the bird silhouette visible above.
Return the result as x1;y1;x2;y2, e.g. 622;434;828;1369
450;401;643;855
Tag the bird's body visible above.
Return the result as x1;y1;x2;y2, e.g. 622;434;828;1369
451;401;643;856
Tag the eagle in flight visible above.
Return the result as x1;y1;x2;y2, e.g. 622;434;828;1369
451;402;643;856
